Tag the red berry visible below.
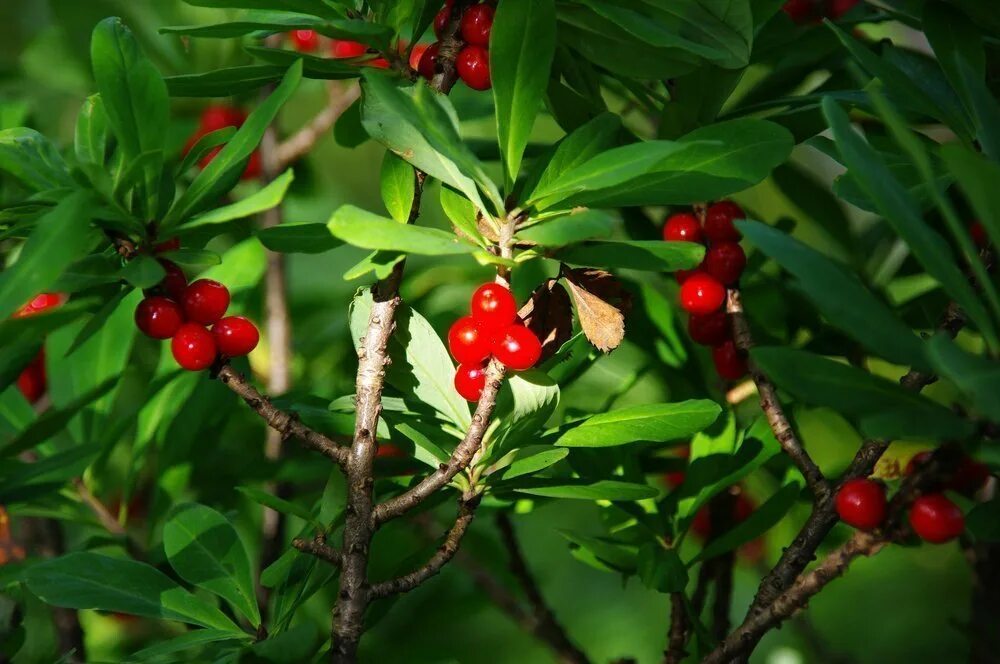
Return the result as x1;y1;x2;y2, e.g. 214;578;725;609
418;42;441;80
181;279;230;325
454;363;487;402
909;494;965;544
153;237;181;254
135;297;184;340
493;324;542;372
158;260;188;301
835;478;887;530
448;315;493;365
29;293;64;312
692;492;754;538
212;316;260;357
470;283;517;328
712;340;748;381
409;43;430;71
703;242;747;286
705;201;745;243
781;0;815;23
434;5;451;38
377;443;407;459
949;457;991;495
16;350;45;403
461;4;494;46
200;106;246;133
971;222;989;248
290;29;320;53
688;310;730;346
242;150;262;180
663;212;704;243
828;0;859;19
675;268;697;285
331;40;367;58
905;450;933;477
679;272;726;315
456;45;491;91
171;323;218;371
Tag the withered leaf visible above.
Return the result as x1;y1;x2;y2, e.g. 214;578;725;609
561;267;631;353
518;279;573;363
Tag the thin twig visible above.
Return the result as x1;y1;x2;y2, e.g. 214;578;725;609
664;594;689;664
293;536;342;566
216;364;348;465
727;288;828;498
275;81;361;170
496;513;591;664
72;478;124;537
369;492;481;600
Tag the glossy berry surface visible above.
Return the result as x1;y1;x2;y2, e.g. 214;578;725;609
705;201;745;243
493;324;542;372
16;351;45;403
448;315;493;365
456;45;491;91
157;260;188;301
470;283;517;328
409;43;431;72
418;42;441;79
434;5;451;38
662;212;704;243
679;272;726;315
331;40;367;58
703;242;747;285
461;4;494;46
171;323;217;371
712;339;748;381
290;30;320;52
688;310;730;346
15;292;64;318
909;494;965;544
135;297;184;340
836;478;887;530
454;363;487;402
181;279;230;325
212;316;260;357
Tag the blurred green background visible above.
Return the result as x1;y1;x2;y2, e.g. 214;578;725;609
0;1;973;662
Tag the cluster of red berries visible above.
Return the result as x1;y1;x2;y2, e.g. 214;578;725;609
289;29;394;68
12;293;65;403
416;1;494;90
136;251;259;372
835;453;990;544
183;106;261;179
664;201;748;381
781;0;857;24
448;284;542;401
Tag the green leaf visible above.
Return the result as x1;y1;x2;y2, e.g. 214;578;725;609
556;240;703;272
922;2;984;121
180;0;343;18
166;65;288;97
380;152;415;223
751;346;973;440
940;144;1000;251
164;62;302;227
199;238;268;293
120;255;167;289
258;222;343;254
392;422;450;469
514;479;658;501
163;503;261;627
739;221;928;369
0;192;98;322
177;127;238;176
343;251;405;280
0;128;75;191
517;210;616;248
236;486;321;528
91;17;169;220
163;17;388;45
491;0;556;190
966;499;1000;542
498;446;569;481
530;119;793;209
491;370;561;458
328;205;476;255
74;95;109;167
24;553;240;632
525;113;622;201
925;335;1000;423
440;187;487;248
180;170;294;230
129;629;250;663
556;400;721;448
560;530;637;573
821;97;996;348
690;482;799;563
637;544;688;593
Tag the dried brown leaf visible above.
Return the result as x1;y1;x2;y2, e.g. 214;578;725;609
518;279;573;363
560;267;631;353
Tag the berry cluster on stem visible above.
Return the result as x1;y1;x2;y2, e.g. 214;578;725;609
417;0;494;90
666;201;749;381
448;283;541;401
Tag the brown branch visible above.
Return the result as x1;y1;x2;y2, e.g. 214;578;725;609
496;513;591;664
727;289;828;498
275;81;361;170
293;536;342;566
73;478;124;537
664;594;689;664
369;492;481;600
216;364;348;465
